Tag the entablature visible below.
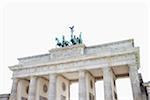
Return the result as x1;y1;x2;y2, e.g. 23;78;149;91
14;39;135;67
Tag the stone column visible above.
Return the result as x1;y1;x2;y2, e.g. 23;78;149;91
79;70;87;100
129;65;142;100
28;76;37;100
103;67;116;100
48;74;57;100
9;78;19;100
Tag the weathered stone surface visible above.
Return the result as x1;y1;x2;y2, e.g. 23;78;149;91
9;39;140;79
79;70;96;100
12;39;135;67
9;79;19;100
36;78;48;100
129;65;142;100
7;39;148;100
50;44;85;59
18;54;50;66
28;76;37;100
48;74;57;100
103;67;117;100
79;70;87;100
11;49;138;78
17;79;29;100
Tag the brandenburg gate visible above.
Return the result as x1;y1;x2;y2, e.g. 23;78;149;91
6;25;149;100
8;38;149;100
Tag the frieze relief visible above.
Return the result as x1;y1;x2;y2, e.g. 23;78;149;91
13;53;136;78
50;44;85;60
10;39;135;68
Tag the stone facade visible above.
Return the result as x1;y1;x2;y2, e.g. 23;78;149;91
1;39;149;100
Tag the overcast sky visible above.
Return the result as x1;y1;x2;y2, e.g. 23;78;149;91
0;0;150;100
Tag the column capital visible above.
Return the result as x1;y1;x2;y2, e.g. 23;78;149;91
79;70;87;77
12;78;19;82
102;67;111;71
30;76;38;79
128;64;140;69
48;74;58;81
11;77;19;80
48;73;57;76
79;70;87;72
